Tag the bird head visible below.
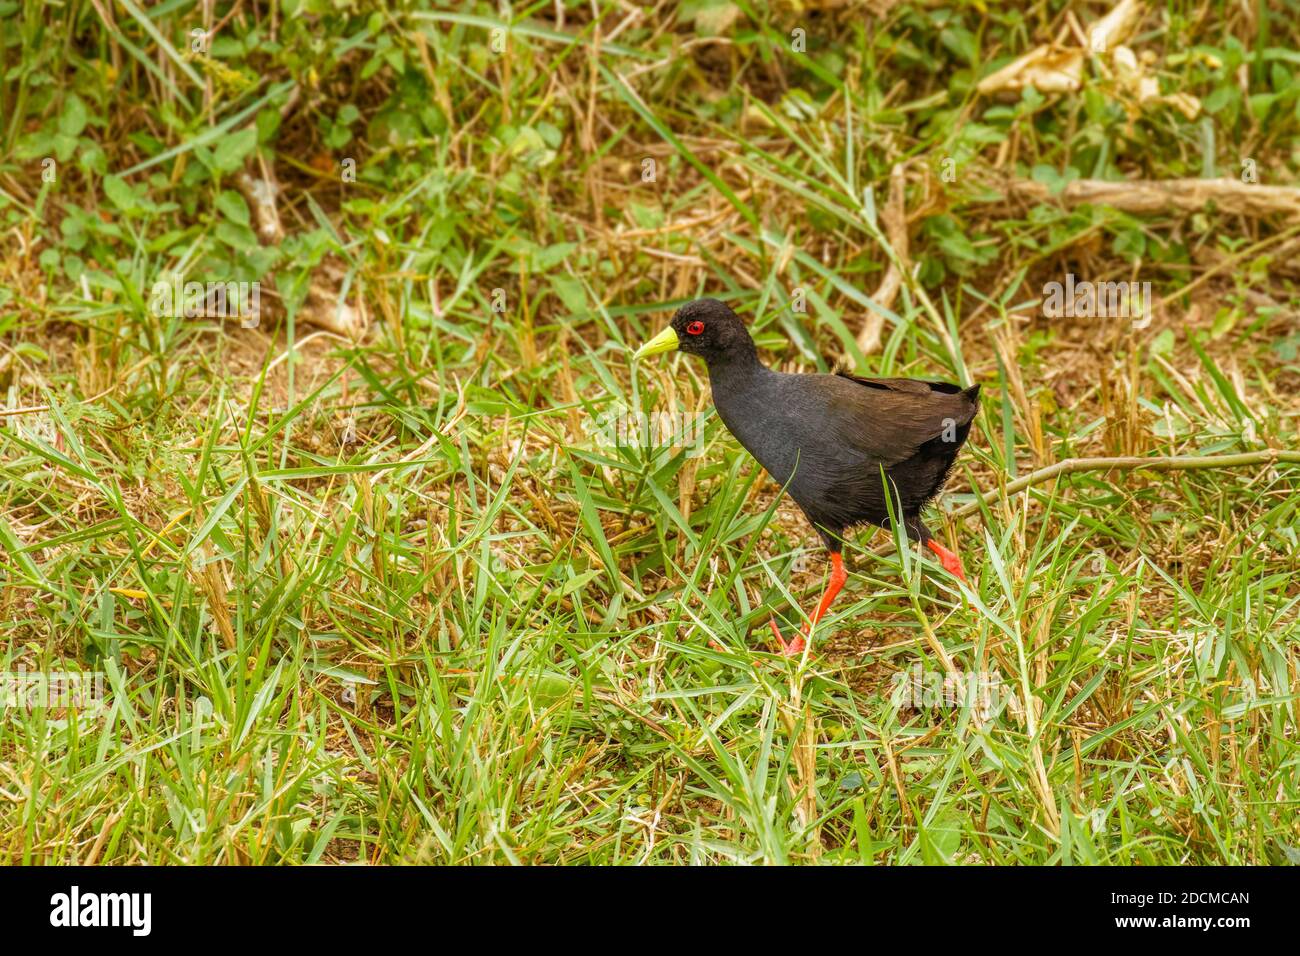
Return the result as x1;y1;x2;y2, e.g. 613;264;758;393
633;298;754;365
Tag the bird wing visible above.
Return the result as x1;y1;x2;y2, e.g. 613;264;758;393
816;373;979;466
834;371;967;396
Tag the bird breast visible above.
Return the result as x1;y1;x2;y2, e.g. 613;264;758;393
711;370;863;501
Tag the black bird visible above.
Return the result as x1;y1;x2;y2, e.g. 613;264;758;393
633;298;980;655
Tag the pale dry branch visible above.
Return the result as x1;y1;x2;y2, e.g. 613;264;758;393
949;449;1300;521
1008;177;1300;219
857;162;909;355
234;165;368;338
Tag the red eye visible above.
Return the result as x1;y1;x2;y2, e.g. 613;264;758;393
686;321;705;336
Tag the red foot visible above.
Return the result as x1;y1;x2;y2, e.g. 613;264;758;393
768;618;805;656
766;553;845;656
926;539;968;584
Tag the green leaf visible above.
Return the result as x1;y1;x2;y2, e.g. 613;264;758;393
211;126;257;174
550;275;587;315
531;242;576;271
103;174;138;212
940;26;979;66
215;221;261;253
1149;329;1175;358
59;94;89;138
1203;86;1235;114
215;190;250;227
694;2;740;37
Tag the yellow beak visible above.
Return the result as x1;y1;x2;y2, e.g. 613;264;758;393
632;326;679;360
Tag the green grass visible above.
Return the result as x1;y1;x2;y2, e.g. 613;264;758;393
1;1;1298;864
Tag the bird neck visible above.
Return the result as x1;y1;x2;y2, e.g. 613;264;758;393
705;340;766;392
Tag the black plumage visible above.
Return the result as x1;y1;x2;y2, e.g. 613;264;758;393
634;298;980;653
664;299;977;549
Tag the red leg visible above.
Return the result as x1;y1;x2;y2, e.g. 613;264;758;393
926;539;967;584
776;552;846;656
